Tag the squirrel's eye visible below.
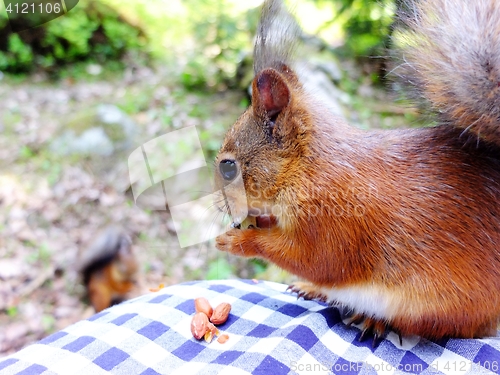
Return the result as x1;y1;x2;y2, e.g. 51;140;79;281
219;159;237;181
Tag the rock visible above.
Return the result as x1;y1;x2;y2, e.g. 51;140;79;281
96;104;138;149
51;127;114;156
50;104;139;157
298;61;346;119
316;60;343;83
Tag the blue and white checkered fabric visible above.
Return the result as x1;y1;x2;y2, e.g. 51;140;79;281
1;279;500;375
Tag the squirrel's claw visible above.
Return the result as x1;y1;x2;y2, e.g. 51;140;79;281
288;285;402;347
287;282;328;302
359;318;387;347
345;313;389;347
346;313;365;327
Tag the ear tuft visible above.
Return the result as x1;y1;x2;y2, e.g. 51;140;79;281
253;68;290;119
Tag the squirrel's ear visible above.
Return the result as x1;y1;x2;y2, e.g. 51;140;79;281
252;68;290;120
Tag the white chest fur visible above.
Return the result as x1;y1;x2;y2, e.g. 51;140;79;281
321;284;403;321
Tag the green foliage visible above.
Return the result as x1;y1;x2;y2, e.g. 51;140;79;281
181;59;210;90
41;158;63;187
314;0;395;56
26;243;52;266
251;259;268;275
19;145;36;160
177;0;395;90
180;0;258;91
206;257;234;280
342;0;394;56
6;306;18;317
6;306;19;318
42;314;56;332
0;0;147;74
43;11;98;59
0;33;33;72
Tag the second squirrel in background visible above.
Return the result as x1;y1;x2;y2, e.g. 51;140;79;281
79;227;138;312
215;0;500;341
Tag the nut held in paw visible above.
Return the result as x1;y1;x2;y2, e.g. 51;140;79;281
241;215;257;229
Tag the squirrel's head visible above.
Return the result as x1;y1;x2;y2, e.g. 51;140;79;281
215;0;309;228
215;64;311;227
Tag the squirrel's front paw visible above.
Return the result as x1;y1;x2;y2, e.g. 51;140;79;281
215;229;237;253
216;228;258;257
288;281;329;302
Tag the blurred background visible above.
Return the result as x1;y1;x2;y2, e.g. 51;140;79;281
0;0;422;355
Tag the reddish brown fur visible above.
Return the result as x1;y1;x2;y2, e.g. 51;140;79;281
87;258;137;313
80;228;138;312
215;0;500;340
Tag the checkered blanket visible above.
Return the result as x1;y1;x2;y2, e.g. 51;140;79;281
1;279;500;375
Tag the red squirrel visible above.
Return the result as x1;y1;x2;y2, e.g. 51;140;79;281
79;227;138;312
215;0;500;341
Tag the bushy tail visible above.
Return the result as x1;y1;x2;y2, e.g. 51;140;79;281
393;0;500;146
